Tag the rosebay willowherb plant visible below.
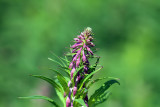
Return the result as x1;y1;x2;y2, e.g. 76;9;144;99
20;27;120;107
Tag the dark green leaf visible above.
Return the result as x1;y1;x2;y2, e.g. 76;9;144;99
88;79;120;105
87;77;107;89
31;75;63;93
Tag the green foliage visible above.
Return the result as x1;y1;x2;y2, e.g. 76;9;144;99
88;79;120;106
19;96;60;107
74;98;87;107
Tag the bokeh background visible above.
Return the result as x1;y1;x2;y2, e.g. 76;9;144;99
0;0;160;107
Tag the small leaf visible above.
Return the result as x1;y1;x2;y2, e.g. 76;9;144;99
74;98;87;107
31;75;63;93
19;96;60;107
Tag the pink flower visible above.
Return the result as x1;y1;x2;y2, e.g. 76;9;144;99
71;66;76;79
66;97;71;107
76;56;80;67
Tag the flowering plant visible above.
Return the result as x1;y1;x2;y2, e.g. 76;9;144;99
20;27;120;107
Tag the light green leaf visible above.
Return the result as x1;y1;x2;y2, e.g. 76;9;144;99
74;98;87;107
19;96;60;107
55;89;66;107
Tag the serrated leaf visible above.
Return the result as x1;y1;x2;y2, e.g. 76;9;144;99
88;79;120;106
79;67;103;90
31;75;63;93
74;98;87;107
19;96;60;107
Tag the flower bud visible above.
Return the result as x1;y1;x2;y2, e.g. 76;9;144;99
76;56;80;67
73;86;77;96
71;66;76;79
66;97;71;107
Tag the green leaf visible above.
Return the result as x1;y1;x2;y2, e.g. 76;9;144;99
87;77;107;89
48;57;63;67
57;67;70;77
93;92;111;106
55;89;66;107
31;75;63;93
19;96;60;107
88;79;120;106
49;69;69;91
66;52;77;56
74;98;87;107
50;51;67;67
79;67;103;90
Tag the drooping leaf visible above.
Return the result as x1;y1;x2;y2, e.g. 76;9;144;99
88;79;120;105
74;98;87;107
31;75;63;93
79;67;103;90
19;96;60;107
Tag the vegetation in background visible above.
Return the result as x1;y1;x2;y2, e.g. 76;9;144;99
0;0;160;107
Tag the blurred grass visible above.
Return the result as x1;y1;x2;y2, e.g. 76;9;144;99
0;0;160;107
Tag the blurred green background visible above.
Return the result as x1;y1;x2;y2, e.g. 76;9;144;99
0;0;160;107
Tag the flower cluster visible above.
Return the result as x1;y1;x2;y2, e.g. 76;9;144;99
66;27;95;107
